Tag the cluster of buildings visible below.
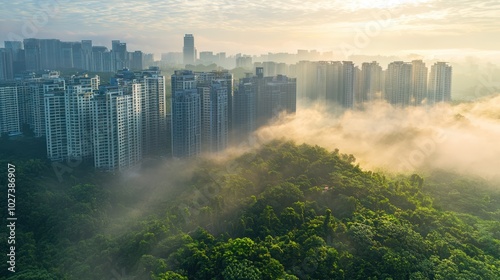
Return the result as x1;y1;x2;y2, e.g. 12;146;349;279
0;35;453;172
0;68;166;171
0;66;296;171
294;60;452;108
160;35;335;69
171;67;296;157
178;35;451;108
0;39;154;80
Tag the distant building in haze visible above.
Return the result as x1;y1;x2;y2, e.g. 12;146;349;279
384;61;412;107
232;68;296;140
428;62;452;104
254;67;296;127
183;34;196;65
411;60;428;105
360;61;383;102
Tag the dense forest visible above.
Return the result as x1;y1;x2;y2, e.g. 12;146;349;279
1;139;500;279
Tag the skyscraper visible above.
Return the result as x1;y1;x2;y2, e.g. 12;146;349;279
325;61;344;107
65;77;98;161
140;67;167;155
23;38;41;71
0;48;14;80
39;39;61;70
196;77;229;153
183;34;195;65
4;41;25;75
411;60;428;105
233;74;257;142
196;70;233;149
255;68;297;127
72;41;83;70
31;73;66;137
60;42;74;69
81;40;93;71
44;89;67;161
385;61;412;107
360;61;383;102
171;70;201;158
428;62;452;104
92;85;142;171
91;46;107;72
131;51;143;71
0;84;20;135
296;61;355;109
342;61;355;108
111;40;128;71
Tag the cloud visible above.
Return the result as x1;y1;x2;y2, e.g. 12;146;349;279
254;94;500;181
1;0;499;57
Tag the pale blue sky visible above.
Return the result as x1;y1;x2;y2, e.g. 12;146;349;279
1;0;499;61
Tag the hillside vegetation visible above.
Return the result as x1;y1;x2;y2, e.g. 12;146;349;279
1;140;500;279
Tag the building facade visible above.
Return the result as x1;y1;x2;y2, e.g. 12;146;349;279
171;70;201;158
428;62;452;104
183;34;195;65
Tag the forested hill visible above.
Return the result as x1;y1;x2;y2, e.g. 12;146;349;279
1;140;500;279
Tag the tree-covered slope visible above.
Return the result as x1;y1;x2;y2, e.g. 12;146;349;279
1;140;500;279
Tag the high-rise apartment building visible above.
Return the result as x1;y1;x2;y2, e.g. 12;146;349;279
360;61;383;102
60;42;74;69
171;70;201;158
131;51;143;71
385;61;412;107
428;62;452;104
196;70;233;149
233;75;257;143
183;34;195;65
411;60;428;105
0;48;14;80
324;61;343;106
91;46;107;72
71;41;83;70
254;68;297;127
40;39;61;70
236;56;253;69
4;41;24;75
44;90;67;161
23;38;41;71
92;85;142;171
295;61;328;102
204;79;229;153
0;84;20;135
342;61;356;108
140;67;167;155
30;73;66;137
65;76;98;161
81;40;93;71
8;38;148;73
112;40;128;71
295;61;355;109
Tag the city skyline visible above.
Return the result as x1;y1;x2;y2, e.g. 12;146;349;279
1;0;499;62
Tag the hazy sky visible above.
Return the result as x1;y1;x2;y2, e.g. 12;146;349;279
1;0;499;60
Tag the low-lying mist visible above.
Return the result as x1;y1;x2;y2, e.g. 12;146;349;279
106;93;500;234
255;94;500;182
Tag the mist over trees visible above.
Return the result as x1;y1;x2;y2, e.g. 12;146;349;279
1;140;500;279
